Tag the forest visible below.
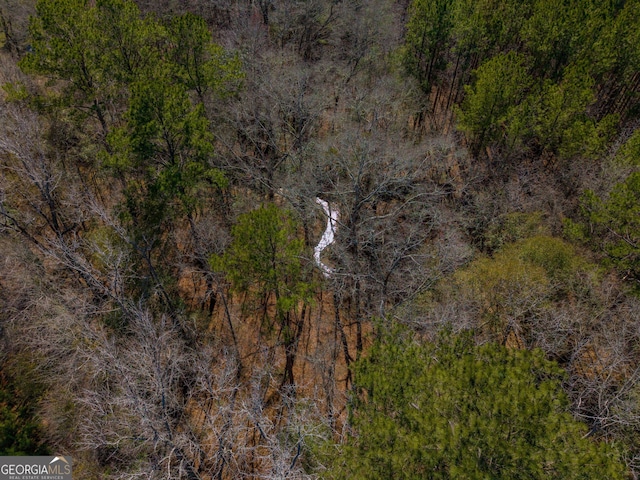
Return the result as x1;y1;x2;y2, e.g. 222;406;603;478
0;0;639;478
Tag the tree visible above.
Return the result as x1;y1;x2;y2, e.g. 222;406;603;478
318;130;442;357
424;234;598;347
451;0;531;58
520;0;593;80
570;130;640;290
528;65;617;159
403;0;531;122
18;0;242;312
211;204;313;389
106;62;222;236
323;328;626;479
402;0;634;158
20;0;141;137
167;12;243;101
593;0;640;121
403;0;453;94
457;51;532;157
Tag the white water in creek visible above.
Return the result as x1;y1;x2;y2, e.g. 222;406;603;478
314;197;339;277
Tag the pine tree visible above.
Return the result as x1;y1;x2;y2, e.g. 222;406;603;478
324;329;626;479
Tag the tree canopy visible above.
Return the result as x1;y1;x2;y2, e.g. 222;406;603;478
324;329;626;479
2;0;640;477
404;0;638;159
